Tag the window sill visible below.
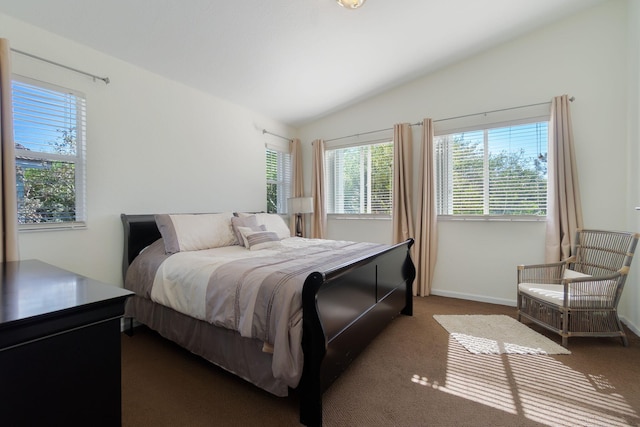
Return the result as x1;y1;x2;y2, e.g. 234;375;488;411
437;215;546;222
328;214;391;220
19;222;87;232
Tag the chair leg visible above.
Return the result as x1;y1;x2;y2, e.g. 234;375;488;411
615;316;629;347
621;334;629;347
561;310;569;348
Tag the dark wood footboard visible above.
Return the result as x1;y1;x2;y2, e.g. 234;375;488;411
299;238;415;426
120;214;415;427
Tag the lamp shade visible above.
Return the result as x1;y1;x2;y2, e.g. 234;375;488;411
288;197;314;214
337;0;366;9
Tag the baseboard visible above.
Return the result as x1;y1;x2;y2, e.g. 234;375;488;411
430;289;517;307
621;316;640;337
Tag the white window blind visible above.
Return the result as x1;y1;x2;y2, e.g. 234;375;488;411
324;141;393;215
12;76;87;228
435;121;548;217
266;146;291;214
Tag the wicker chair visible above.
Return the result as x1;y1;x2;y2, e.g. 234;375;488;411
517;229;639;347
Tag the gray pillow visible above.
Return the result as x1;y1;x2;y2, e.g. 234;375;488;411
231;215;259;247
155;214;180;254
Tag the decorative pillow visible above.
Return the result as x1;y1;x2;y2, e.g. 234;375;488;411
563;269;592;279
231;215;261;246
235;225;266;247
155;213;236;254
237;226;282;250
237;212;291;239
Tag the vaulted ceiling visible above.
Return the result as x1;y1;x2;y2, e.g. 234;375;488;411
0;0;604;126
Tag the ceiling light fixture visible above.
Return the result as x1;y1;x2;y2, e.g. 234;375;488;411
336;0;367;10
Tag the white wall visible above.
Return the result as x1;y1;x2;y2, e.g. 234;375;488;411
622;0;640;332
1;13;294;287
300;1;635;314
3;1;639;331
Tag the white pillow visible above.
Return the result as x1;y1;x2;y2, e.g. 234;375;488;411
155;213;236;254
238;212;291;239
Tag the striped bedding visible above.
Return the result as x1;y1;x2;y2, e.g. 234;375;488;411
126;237;387;387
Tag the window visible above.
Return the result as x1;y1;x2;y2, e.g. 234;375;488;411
324;141;393;215
435;121;548;217
266;147;291;213
12;76;87;229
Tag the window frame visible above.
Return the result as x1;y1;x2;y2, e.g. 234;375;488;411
324;138;394;218
434;117;549;222
12;75;87;231
265;142;292;214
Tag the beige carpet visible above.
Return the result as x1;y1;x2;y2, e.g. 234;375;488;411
122;296;640;426
433;314;571;355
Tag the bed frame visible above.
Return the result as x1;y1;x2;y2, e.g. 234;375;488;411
121;213;415;426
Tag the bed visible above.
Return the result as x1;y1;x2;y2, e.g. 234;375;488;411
121;212;415;426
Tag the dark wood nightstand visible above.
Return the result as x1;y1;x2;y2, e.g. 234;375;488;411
0;259;133;426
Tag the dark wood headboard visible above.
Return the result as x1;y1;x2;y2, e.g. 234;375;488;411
120;214;162;280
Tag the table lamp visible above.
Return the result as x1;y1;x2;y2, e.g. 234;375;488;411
288;197;314;237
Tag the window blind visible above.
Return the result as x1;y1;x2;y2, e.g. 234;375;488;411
266;147;291;214
325;141;393;215
12;76;87;227
435;121;548;216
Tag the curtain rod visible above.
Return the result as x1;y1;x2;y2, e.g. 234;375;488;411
10;48;110;84
262;129;293;142
325;124;420;143
324;97;575;143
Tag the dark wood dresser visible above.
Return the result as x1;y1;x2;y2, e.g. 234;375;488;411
0;259;133;426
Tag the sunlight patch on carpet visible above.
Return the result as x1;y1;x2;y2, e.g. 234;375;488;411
433;314;570;355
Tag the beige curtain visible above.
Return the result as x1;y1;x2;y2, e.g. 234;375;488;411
392;123;414;243
311;139;326;238
414;118;437;296
0;39;19;262
545;95;583;262
289;138;304;236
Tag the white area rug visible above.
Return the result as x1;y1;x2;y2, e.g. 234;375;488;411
433;314;571;355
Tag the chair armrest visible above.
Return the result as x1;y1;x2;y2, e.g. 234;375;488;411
517;261;565;284
517;256;576;284
562;272;623;308
562;270;621;284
